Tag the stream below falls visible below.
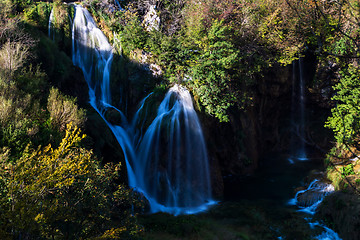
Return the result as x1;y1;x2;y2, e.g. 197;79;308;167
222;150;341;240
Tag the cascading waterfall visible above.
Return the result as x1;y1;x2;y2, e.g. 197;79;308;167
133;85;214;214
70;4;214;215
48;8;55;41
289;58;307;162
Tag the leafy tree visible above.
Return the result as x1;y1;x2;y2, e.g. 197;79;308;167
119;10;148;55
325;64;360;146
0;124;143;239
189;20;240;122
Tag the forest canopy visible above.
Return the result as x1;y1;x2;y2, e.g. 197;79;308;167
85;0;359;122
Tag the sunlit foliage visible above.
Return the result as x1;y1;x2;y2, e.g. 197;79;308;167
0;124;143;239
47;87;86;132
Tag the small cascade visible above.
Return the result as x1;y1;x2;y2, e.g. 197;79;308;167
310;222;342;240
70;4;214;215
48;8;55;41
289;180;341;240
72;4;113;106
289;179;334;214
289;58;307;162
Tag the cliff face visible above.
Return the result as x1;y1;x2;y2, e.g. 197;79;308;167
202;55;331;182
202;64;293;178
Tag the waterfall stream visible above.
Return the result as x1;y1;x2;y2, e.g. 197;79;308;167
48;8;55;41
289;58;307;162
298;58;306;160
288;179;341;240
69;4;214;215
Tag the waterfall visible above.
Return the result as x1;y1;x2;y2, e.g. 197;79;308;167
70;4;214;215
289;58;307;162
48;8;55;41
288;180;341;240
298;58;306;160
133;85;214;214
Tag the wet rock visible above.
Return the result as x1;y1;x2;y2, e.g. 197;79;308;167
295;180;334;208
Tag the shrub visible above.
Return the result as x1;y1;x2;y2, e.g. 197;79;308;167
341;164;355;176
47;88;86;131
0;124;143;239
325;64;360;145
23;1;51;29
0;40;31;78
16;64;47;100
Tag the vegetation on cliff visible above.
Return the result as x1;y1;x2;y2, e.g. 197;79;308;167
0;0;143;238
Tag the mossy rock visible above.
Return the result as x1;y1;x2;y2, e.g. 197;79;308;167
317;192;360;240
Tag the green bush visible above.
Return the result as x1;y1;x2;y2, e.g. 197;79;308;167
341;164;355;176
47;87;86;132
16;65;47;100
0;124;143;239
0;119;32;157
325;64;360;145
23;2;51;29
119;11;148;55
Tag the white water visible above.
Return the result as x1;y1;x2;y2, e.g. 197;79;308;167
289;179;341;240
70;4;214;215
133;85;214;214
48;8;55;41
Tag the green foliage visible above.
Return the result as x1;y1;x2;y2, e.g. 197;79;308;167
36;35;73;85
23;1;51;29
0;76;36;157
0;124;143;239
12;0;33;11
356;179;360;185
119;11;148;55
341;164;355;176
325;64;360;145
50;0;72;50
147;31;190;82
1;120;32;157
258;0;300;65
16;64;47;99
189;20;241;122
47;87;86;132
